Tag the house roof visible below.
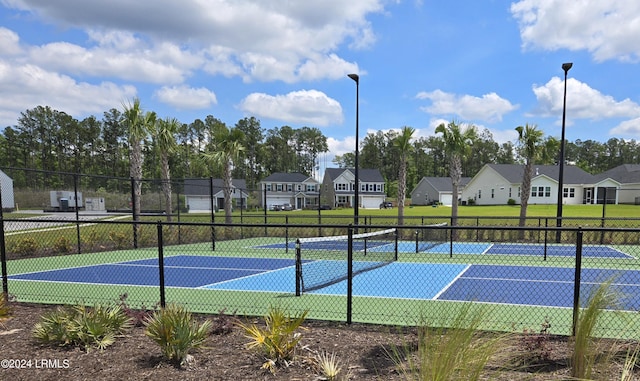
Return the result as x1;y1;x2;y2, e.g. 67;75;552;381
261;172;314;183
421;177;471;192
594;164;640;184
486;164;596;184
183;178;247;196
324;168;384;182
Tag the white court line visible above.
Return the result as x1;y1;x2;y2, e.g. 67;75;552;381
432;264;471;300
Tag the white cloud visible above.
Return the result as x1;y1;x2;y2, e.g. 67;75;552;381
511;0;640;62
0;60;136;126
238;89;343;126
5;0;385;82
154;86;217;110
416;90;518;123
531;77;640;122
610;117;640;137
0;27;22;55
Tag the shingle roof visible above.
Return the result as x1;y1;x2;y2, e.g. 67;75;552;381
423;177;471;192
183;178;247;195
594;164;640;183
261;172;312;182
486;164;595;184
324;168;384;182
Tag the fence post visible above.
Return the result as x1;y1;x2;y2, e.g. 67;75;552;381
209;177;215;251
347;225;353;324
572;228;583;336
74;174;81;254
295;239;301;297
0;184;8;300
157;222;166;308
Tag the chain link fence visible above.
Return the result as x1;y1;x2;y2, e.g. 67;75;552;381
2;213;640;339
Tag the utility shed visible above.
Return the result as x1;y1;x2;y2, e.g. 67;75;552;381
0;169;15;211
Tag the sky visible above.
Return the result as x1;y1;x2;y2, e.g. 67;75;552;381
1;0;640;178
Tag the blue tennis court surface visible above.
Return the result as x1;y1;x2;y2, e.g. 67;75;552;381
9;255;640;310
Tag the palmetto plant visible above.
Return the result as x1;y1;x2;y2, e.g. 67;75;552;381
32;303;133;351
143;303;212;367
236;305;308;374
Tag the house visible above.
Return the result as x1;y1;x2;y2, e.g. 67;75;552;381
460;164;612;206
183;178;248;213
410;177;471;206
594;164;640;204
260;172;320;210
0;169;14;211
322;168;385;209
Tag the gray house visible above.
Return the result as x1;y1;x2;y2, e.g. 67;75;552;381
322;168;385;209
594;164;640;204
260;172;320;210
411;177;471;206
183;178;248;213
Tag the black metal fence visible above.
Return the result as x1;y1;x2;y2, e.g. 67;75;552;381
2;213;640;339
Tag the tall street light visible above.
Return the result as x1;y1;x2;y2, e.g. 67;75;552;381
348;73;359;227
556;62;573;243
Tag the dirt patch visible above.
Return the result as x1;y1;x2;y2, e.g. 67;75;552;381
0;302;632;380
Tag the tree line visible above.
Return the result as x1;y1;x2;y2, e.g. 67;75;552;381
2;104;640;201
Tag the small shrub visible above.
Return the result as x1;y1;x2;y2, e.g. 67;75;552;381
236;305;308;374
507;198;516;205
143;303;212;368
118;293;157;327
108;231;128;249
313;350;343;381
32;303;133;351
14;237;38;256
53;236;73;254
210;308;236;335
0;294;11;328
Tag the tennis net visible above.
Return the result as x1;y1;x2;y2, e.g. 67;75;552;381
415;222;449;252
295;228;398;294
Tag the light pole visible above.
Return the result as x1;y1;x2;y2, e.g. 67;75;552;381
348;73;359;227
556;62;572;243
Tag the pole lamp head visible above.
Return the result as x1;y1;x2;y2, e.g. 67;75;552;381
347;73;359;83
562;62;573;73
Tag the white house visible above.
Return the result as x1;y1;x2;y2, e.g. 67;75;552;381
460;164;610;206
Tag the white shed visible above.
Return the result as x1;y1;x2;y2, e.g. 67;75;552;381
0;170;14;211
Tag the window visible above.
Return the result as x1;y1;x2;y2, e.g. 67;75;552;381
563;187;575;198
509;188;512;198
287;184;292;192
276;184;282;192
337;196;348;204
336;183;348;191
266;184;272;191
545;187;551;197
491;189;495;198
478;190;482;199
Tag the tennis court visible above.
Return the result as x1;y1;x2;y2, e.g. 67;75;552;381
9;252;640;310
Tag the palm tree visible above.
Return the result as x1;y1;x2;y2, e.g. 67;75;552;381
202;122;245;223
515;124;544;238
154;117;180;221
435;121;477;236
123;98;156;220
393;126;415;226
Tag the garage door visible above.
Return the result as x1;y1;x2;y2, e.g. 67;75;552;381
268;196;290;209
440;194;453;206
361;196;381;209
186;196;211;212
